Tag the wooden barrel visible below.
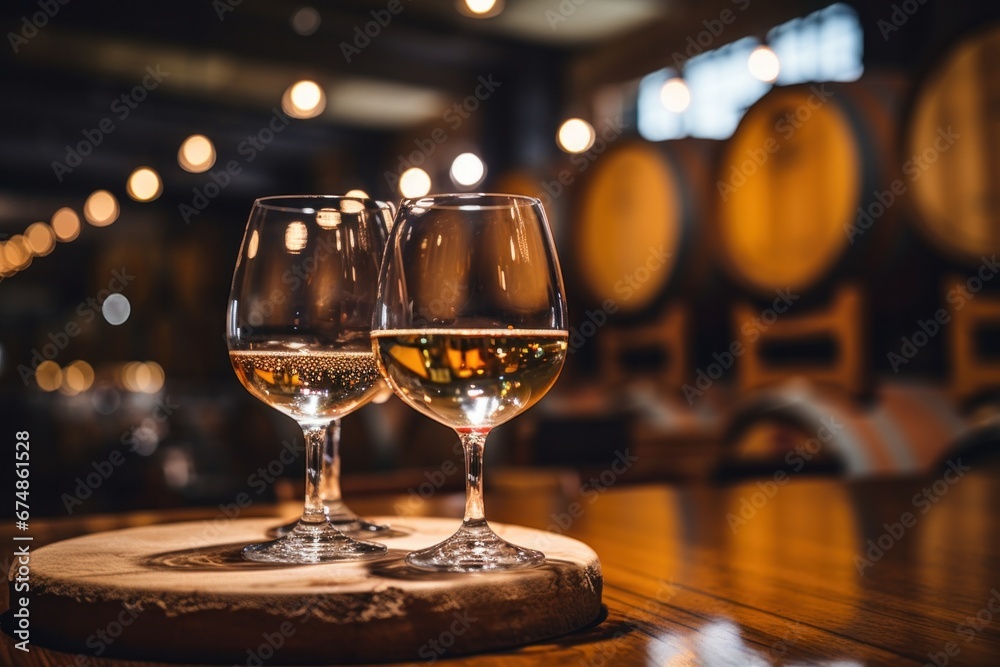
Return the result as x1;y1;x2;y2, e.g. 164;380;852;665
715;79;902;296
571;139;717;319
717;379;967;478
905;26;1000;264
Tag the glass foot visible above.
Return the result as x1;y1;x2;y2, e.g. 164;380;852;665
405;520;544;573
244;518;387;564
268;515;391;538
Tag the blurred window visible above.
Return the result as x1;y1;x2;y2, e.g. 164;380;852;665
638;3;863;141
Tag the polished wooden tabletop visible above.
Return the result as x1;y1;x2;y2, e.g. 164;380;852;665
4;464;1000;666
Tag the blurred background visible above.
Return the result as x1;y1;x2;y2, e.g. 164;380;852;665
2;0;1000;516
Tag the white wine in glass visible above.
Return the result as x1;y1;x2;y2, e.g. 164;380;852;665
373;194;568;572
227;195;390;564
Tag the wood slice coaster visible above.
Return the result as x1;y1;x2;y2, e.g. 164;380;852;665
12;517;603;664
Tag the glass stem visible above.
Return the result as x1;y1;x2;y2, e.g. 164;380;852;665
300;423;329;525
460;430;489;527
320;419;351;519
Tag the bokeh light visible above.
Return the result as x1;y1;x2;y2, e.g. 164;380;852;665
35;360;62;392
291;6;321;35
127;167;162;202
660;77;691;113
450;152;486;187
748;45;781;82
178;134;216;173
557;118;596;154
51;207;81;242
102;293;131;326
285;220;308;252
25;222;56;256
399;167;431;198
282;80;326;119
84;190;119;227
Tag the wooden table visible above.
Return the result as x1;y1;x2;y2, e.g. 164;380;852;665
4;465;1000;665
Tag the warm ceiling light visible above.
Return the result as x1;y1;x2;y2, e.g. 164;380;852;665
345;189;369;199
557;118;596;154
127;167;162;202
748;45;781;83
25;222;56;256
84;190;119;227
36;360;62;392
450;152;486;187
285;220;309;252
463;0;501;16
282;80;326;119
291;6;321;35
3;235;31;270
134;361;165;393
64;360;95;393
660;78;691;113
178;134;216;173
399;167;431;198
51;207;81;242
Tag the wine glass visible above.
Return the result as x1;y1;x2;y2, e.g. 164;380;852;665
227;195;390;563
372;193;568;572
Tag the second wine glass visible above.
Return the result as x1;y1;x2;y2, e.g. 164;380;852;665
227;195;390;563
373;193;568;572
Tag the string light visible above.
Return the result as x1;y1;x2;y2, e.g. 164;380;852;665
84;190;119;227
399;167;431;198
178;135;216;173
450;153;486;187
282;80;326;119
557;118;596;154
51;208;81;242
127;167;162;202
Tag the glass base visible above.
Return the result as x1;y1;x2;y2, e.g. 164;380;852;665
244;518;387;564
268;511;391;539
405;520;544;573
